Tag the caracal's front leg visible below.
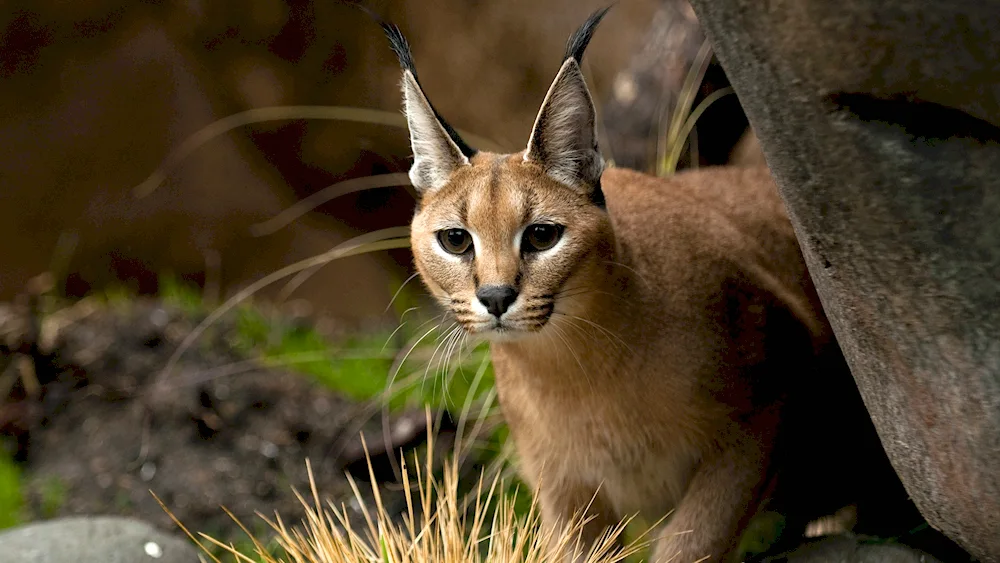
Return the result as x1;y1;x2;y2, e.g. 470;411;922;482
651;423;775;563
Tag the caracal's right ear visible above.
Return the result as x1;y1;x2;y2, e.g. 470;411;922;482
524;6;611;203
381;23;477;195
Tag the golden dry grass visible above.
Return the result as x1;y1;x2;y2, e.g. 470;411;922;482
156;408;655;563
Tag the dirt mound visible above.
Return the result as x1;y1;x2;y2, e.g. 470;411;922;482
1;297;441;544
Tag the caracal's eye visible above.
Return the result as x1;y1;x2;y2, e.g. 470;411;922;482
522;224;564;252
437;228;473;255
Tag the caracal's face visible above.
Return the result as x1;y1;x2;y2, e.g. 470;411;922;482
410;152;609;342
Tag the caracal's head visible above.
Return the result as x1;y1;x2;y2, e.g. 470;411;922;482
383;8;614;341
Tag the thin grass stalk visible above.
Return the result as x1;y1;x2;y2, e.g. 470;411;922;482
661;41;712;173
154;227;411;386
661;87;735;176
251;173;413;237
132;106;504;199
655;38;715;177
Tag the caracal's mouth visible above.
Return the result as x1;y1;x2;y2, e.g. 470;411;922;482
448;295;555;342
460;315;551;342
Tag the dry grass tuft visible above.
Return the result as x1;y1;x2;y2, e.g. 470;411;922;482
154;407;654;563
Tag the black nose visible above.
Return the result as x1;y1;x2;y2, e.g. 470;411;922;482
476;285;518;318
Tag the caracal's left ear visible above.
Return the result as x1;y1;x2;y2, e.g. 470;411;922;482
381;22;477;195
524;6;611;203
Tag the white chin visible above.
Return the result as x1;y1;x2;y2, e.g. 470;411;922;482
475;325;533;342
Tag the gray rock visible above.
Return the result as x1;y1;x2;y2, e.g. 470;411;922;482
684;0;1000;561
765;535;943;563
0;516;201;563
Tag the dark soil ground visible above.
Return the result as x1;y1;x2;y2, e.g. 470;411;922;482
0;296;453;548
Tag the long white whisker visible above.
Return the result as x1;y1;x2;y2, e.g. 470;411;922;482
555;285;632;305
381;321;409;354
380;306;428;353
452;331;472;391
422;324;460;400
252;173;412;237
549;319;595;391
377;318;460;483
602;260;651;288
554;314;608;358
557;312;633;355
441;328;468;405
384;321;447;407
442;331;471;412
384;272;422;314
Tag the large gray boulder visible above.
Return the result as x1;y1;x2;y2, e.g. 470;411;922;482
684;0;1000;561
0;516;200;563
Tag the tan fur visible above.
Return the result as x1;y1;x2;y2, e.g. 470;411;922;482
411;154;832;562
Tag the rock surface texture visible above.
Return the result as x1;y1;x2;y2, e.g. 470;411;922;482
684;1;1000;561
0;516;200;563
763;535;943;563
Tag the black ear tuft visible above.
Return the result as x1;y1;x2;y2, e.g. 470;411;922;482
381;22;418;78
564;5;613;64
376;20;478;160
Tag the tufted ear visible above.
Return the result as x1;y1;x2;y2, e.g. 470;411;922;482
524;7;610;201
382;23;477;194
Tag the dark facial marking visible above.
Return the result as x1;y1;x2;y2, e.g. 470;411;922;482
458;198;469;226
590;178;607;208
488;155;502;202
522;190;536;228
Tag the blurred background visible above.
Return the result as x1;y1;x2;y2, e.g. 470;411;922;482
0;0;764;556
0;0;759;324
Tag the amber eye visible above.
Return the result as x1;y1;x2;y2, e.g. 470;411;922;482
522;224;564;252
437;228;473;255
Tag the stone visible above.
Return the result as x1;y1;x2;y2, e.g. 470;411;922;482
0;516;200;563
763;535;943;563
685;0;1000;560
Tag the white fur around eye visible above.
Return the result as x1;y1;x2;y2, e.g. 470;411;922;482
431;228;481;262
470;230;483;255
517;223;567;255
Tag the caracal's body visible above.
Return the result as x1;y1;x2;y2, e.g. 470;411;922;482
490;163;827;560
